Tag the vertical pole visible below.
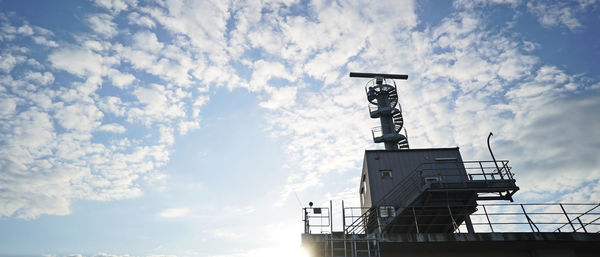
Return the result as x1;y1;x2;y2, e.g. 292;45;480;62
331;236;333;257
479;162;486;181
465;215;475;234
330;200;333;233
447;204;458;232
342;201;347;257
304;208;309;234
577;217;588;233
342;200;346;234
559;203;576;232
412;207;420;233
522;204;534;232
482;205;494;232
521;204;539;232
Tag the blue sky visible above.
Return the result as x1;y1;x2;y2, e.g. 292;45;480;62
0;0;599;256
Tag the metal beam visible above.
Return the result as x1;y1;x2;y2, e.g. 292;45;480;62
349;72;408;80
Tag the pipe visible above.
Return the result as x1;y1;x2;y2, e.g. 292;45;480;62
487;132;502;178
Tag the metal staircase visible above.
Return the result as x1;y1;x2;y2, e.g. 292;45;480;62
352;72;410;150
345;160;519;234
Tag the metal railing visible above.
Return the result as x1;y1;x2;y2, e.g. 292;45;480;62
415;160;515;181
303;206;331;234
335;203;600;234
368;102;402;115
344;207;376;234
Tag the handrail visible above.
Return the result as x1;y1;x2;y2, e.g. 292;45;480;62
554;203;600;232
332;203;600;235
374;160;514;208
344;207;375;234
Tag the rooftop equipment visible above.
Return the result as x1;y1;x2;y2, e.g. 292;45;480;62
349;72;409;150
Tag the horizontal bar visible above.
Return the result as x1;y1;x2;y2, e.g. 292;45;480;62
349;72;408;80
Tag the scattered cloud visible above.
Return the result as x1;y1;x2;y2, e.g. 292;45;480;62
93;0;136;14
87;13;118;37
527;0;584;31
0;0;598;237
98;123;127;133
159;207;190;218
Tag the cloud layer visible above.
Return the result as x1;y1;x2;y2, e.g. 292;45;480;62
0;0;598;236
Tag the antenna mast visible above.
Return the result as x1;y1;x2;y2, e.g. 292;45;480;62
350;72;410;150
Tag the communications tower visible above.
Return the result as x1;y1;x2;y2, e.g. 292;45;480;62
350;72;409;150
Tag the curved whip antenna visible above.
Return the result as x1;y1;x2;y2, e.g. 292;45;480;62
350;72;409;150
487;132;501;174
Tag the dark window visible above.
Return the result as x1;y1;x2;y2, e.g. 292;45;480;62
380;170;392;179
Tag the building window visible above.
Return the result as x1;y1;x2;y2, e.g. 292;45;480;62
380;170;392;179
379;206;396;218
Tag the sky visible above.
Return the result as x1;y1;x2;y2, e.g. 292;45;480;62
0;0;599;256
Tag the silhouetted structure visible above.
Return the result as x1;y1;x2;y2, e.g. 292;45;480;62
301;72;600;257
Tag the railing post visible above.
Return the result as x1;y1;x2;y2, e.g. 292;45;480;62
479;162;487;181
412;207;420;233
465;215;475;234
447;204;459;232
559;203;576;232
342;200;346;235
304;208;309;234
577;217;588;233
482;205;494;232
330;200;333;233
520;204;540;232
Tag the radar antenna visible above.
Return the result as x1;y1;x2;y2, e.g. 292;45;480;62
350;72;410;150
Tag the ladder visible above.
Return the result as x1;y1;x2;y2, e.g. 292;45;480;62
324;234;380;257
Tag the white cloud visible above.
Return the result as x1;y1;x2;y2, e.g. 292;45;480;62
108;69;135;88
177;120;199;135
24;71;55;85
87;13;118;37
0;17;180;219
129;84;186;125
248;60;295;92
32;35;59;47
128;12;156;28
259;86;297;110
55;103;103;132
93;0;136;14
0;53;26;73
133;31;163;52
0;97;17;117
159;207;189;218
204;229;241;239
527;1;583;31
49;47;104;77
98;123;127;133
158;125;174;145
17;24;34;36
98;96;127;116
